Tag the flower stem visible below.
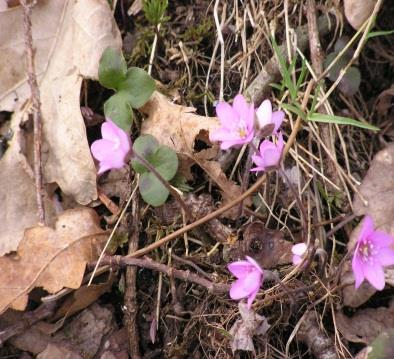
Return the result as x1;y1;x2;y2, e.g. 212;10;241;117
131;150;194;221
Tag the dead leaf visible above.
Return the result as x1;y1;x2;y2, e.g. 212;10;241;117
229;302;270;353
37;343;83;359
0;208;108;314
53;272;115;321
0;0;122;204
228;222;292;268
376;85;394;117
141;92;219;154
344;0;377;30
336;300;394;344
194;158;251;219
140;91;219;178
0;116;56;255
340;145;394;307
54;303;116;358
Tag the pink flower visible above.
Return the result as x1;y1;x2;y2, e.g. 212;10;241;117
209;94;255;150
228;256;264;309
251;133;284;172
90;119;131;174
292;243;307;265
352;215;394;290
256;99;285;134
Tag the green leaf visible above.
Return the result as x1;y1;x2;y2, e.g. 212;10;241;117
131;135;159;174
307;113;379;132
271;36;297;101
118;67;156;108
280;103;306;120
98;48;127;90
104;92;133;131
339;67;361;96
148;145;178;181
139;172;169;206
368;329;394;359
367;29;394;40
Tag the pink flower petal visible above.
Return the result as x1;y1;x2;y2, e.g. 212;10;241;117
232;94;250;118
247;288;259;309
358;215;375;242
229;278;251;300
352;254;365;289
271;111;284;133
363;260;385;290
371;231;394;248
102;120;121;141
228;261;252;278
243;270;262;292
216;102;237;126
246;256;264;275
292;254;303;265
376;247;394;266
91;139;115;161
209;128;233;142
292;243;307;256
256;100;272;128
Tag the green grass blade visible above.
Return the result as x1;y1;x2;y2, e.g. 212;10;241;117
307;113;379;131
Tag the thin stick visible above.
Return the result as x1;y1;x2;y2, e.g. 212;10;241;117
123;181;141;358
21;0;45;225
91;255;230;294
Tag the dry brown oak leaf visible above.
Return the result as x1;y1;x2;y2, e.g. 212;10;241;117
0;0;121;205
340;144;394;307
344;0;377;30
0;208;108;314
0;0;121;254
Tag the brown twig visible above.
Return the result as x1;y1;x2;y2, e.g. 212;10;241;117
90;255;230;294
21;0;45;225
123;187;141;359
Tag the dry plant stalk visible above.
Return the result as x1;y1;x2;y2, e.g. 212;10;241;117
20;0;45;224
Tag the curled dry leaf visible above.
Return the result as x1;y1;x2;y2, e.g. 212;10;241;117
336;300;394;344
340;144;394;307
0;0;122;204
229;302;270;353
0;208;108;314
140;92;219;157
227;222;292;268
344;0;377;30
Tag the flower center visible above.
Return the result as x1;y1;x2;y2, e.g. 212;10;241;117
359;240;377;263
112;138;120;150
236;118;248;139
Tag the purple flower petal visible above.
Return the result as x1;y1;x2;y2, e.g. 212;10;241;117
292;243;307;256
91;139;115;161
256;100;272;129
272;110;285;133
358;215;375;241
371;231;394;248
216;102;237;126
352;253;365;289
228;261;252;278
229;278;251;300
246;256;264;274
232;94;250;118
292;254;303;265
376;247;394;266
242;269;262;294
247;288;259;309
363;260;385;290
